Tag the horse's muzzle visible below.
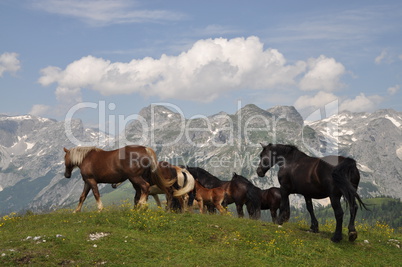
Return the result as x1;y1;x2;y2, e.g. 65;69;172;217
64;172;72;178
256;166;268;177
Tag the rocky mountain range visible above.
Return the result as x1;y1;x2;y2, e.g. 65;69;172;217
0;105;401;215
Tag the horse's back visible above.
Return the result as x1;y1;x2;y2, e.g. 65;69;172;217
187;167;226;188
260;187;280;209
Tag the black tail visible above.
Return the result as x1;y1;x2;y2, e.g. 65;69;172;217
246;186;262;220
332;158;368;210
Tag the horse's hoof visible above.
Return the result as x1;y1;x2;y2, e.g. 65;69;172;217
349;231;358;242
331;235;342;243
308;228;319;233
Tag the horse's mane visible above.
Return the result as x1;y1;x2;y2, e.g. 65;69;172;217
187;167;221;181
272;144;307;157
232;173;255;187
69;146;103;165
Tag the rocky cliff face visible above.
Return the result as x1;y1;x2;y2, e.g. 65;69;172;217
0;106;401;215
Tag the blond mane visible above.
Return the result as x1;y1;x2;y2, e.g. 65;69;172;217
69;146;103;166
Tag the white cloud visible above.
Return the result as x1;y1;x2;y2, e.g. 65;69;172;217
294;91;338;110
387;85;400;95
31;0;185;26
339;93;383;112
29;105;51;116
299;55;345;91
38;36;308;103
375;50;387;64
0;52;21;77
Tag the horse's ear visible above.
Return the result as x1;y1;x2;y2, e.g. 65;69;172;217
232;172;237;177
63;147;69;153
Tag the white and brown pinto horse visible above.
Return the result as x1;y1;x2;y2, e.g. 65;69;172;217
113;161;195;212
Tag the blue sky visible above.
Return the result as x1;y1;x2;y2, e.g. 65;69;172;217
1;0;402;127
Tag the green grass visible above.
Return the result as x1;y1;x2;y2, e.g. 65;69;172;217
1;203;401;266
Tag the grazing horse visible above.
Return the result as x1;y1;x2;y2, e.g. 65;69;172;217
260;187;281;223
228;173;261;220
256;143;367;242
63;146;175;212
186;167;261;219
153;161;195;211
194;180;226;214
112;162;195;211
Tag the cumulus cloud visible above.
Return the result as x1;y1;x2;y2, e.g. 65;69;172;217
339;93;383;112
29;104;51;116
299;55;345;91
32;0;185;26
0;52;21;77
294;91;338;110
38;36;308;103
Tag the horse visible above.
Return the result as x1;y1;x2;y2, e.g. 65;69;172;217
256;143;367;242
185;167;229;213
111;161;195;212
63;145;175;212
186;167;261;219
193;180;226;214
228;173;261;220
259;187;281;223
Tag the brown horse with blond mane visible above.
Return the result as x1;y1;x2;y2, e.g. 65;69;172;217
63;145;175;212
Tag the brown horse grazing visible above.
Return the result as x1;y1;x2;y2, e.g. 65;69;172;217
194;180;226;214
260;187;281;223
111;161;195;212
63;146;175;212
185;167;261;219
156;161;195;212
257;143;367;242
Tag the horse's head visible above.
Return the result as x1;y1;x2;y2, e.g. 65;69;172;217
256;143;274;177
63;147;75;178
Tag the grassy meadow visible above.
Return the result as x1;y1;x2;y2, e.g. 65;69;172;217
0;202;401;266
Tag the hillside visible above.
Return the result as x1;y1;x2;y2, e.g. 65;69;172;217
0;207;401;266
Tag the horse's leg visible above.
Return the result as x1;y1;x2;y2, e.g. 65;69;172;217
129;177;150;208
305;197;319;233
207;204;216;214
87;179;103;212
270;208;277;224
215;203;226;214
182;194;189;212
164;187;176;211
132;184;141;206
278;189;290;224
74;182;91;213
330;196;344;243
236;203;244;218
198;199;204;214
348;201;358;242
152;194;162;208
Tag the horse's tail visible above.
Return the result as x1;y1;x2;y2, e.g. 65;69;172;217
173;167;195;197
246;185;262;220
145;147;175;191
332;157;368;210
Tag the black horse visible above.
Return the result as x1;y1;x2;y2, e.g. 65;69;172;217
256;143;367;242
229;173;261;220
260;187;281;223
186;167;261;219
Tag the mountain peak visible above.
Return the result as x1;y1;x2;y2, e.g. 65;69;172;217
236;104;272;117
267;106;303;126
